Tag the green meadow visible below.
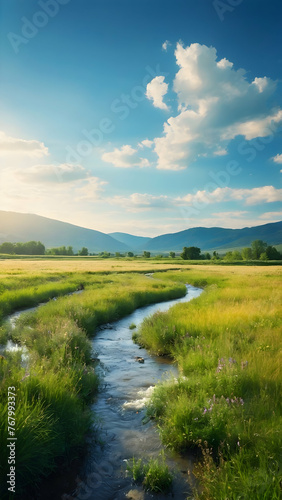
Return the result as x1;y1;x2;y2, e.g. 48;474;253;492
134;266;282;499
0;260;281;499
0;262;186;498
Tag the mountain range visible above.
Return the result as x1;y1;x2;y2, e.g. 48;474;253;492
0;210;281;254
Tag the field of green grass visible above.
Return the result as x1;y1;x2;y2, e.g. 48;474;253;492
0;260;281;499
0;263;186;499
134;266;282;499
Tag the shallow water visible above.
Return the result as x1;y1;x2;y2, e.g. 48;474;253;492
72;285;202;500
1;290;84;362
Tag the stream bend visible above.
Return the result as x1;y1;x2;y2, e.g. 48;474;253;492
75;284;202;500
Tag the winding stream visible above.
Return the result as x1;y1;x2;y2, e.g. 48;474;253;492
72;284;202;500
3;284;202;499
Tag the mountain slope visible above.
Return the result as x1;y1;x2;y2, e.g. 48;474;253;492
108;232;151;250
0;211;129;253
0;211;281;254
140;222;282;252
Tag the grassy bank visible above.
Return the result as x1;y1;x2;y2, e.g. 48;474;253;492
0;270;186;499
134;266;282;499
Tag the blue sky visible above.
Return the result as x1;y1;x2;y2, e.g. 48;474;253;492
0;0;281;236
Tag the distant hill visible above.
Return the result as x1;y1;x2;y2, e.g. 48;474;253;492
0;211;129;253
0;211;281;254
141;222;282;252
108;232;151;250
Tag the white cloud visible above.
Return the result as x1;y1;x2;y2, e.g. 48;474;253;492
74;177;107;201
101;145;149;168
211;211;248;218
146;76;169;110
150;42;281;170
272;153;282;164
222;109;282;141
259;211;282;220
138;139;154;148
107;186;282;212
232;186;282;205
162;40;171;51
180;186;282;206
0;130;48;157
0;163;107;222
111;193;174;212
252;77;271;93
217;58;233;69
213;148;228;156
17;164;91;183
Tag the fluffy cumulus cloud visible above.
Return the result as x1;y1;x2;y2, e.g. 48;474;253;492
152;42;281;170
101;145;149;168
108;185;282;212
146;76;169;110
17;164;91;184
102;43;281;172
0;130;48;157
272;153;282;164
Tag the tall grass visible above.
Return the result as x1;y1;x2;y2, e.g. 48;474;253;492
126;452;173;493
0;270;186;498
0;272;88;320
0;320;97;499
135;267;282;499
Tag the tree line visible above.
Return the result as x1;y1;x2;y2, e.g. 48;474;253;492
180;240;282;261
0;241;89;256
0;241;45;255
0;239;281;260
